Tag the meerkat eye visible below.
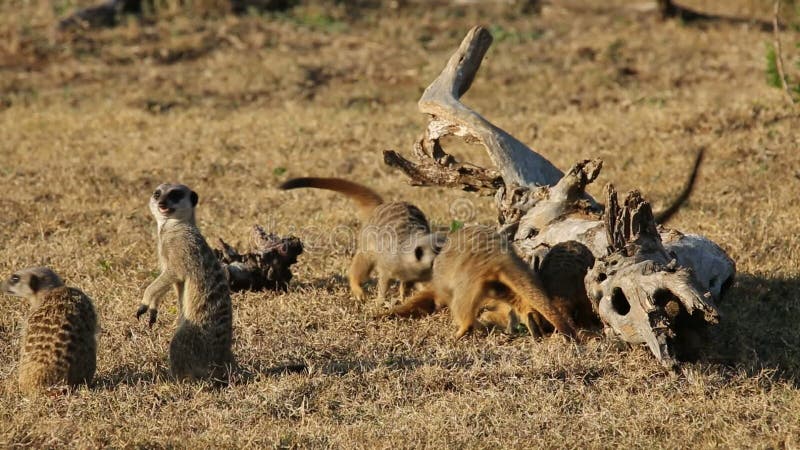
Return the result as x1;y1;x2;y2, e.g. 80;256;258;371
414;246;424;261
152;190;161;200
9;274;20;285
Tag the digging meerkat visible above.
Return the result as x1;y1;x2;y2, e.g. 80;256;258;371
2;267;97;393
279;177;442;304
383;225;576;339
137;183;233;380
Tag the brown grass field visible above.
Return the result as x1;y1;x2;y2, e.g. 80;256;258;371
1;0;800;447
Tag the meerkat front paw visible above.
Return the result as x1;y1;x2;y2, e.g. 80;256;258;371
351;286;367;301
136;304;158;327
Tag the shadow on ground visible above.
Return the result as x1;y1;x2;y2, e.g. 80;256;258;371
703;274;800;383
93;364;168;389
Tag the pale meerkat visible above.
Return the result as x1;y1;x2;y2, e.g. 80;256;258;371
383;225;576;339
1;267;97;393
279;177;442;304
137;183;233;381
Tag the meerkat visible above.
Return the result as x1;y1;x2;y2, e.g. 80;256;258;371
535;240;600;330
383;225;576;339
137;183;233;381
279;177;441;304
1;267;97;393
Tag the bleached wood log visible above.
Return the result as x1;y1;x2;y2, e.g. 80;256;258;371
385;25;736;368
418;26;563;187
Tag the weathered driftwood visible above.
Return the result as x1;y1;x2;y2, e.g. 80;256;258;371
385;25;736;368
417;26;563;187
214;225;303;292
585;186;721;368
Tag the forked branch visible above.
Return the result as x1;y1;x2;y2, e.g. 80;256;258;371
402;26;564;188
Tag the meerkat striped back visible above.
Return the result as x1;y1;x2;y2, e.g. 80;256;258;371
364;201;431;245
20;287;97;391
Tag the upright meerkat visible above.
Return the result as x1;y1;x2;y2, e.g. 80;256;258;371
137;183;233;380
279;177;441;304
384;225;576;339
1;267;97;393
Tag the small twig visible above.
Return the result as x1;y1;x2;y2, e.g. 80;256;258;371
772;0;796;105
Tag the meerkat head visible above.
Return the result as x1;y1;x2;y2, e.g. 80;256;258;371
149;183;198;227
399;233;443;281
2;267;64;308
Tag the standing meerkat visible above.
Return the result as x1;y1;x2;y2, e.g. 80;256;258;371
1;267;97;393
137;183;233;380
279;177;441;304
383;225;576;339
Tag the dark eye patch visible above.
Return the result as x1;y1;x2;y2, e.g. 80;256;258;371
9;274;20;285
166;190;185;203
414;246;424;261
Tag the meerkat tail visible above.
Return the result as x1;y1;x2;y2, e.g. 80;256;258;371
380;289;438;318
654;147;705;224
279;177;384;220
497;270;577;338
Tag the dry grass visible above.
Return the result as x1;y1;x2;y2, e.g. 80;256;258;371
1;0;800;447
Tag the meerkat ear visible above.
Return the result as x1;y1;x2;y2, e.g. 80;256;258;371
190;191;199;206
28;274;39;293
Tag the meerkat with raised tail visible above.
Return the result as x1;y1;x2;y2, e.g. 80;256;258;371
2;267;97;393
279;177;442;304
137;183;233;381
383;225;576;340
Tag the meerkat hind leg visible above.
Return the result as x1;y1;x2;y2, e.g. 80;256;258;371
451;287;482;340
525;311;546;338
399;281;411;301
169;325;211;380
348;251;374;301
376;270;392;305
381;288;437;318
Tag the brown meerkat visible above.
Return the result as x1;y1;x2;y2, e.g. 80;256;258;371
137;183;233;381
279;177;441;304
383;225;576;339
1;267;97;393
536;240;600;330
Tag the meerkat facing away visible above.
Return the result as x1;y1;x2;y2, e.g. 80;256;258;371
279;177;441;304
383;225;576;339
1;267;97;393
137;183;233;381
536;240;599;330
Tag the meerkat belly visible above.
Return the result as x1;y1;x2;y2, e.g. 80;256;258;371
181;280;225;321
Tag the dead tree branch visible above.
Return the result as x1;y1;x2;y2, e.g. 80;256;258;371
383;149;503;194
416;26;564;187
214;225;304;292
